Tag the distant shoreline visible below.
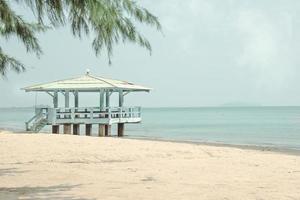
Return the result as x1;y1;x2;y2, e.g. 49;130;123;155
3;105;300;109
127;136;300;156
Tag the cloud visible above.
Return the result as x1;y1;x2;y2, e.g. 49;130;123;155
141;0;300;105
234;7;296;90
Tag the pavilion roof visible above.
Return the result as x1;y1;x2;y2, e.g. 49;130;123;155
22;72;151;92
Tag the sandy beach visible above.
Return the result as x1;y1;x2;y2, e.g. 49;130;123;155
1;131;300;200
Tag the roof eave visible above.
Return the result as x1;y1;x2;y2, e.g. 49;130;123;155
23;88;152;93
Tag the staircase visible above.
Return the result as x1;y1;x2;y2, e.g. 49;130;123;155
26;111;48;133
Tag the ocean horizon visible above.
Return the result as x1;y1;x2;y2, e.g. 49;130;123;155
1;106;300;150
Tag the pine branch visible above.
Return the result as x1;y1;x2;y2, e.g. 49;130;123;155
19;0;161;62
1;0;161;76
0;47;25;76
0;0;45;56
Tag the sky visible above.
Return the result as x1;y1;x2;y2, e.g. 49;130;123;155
1;0;300;107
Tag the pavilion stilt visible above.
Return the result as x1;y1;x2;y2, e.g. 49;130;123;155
86;124;92;136
52;125;59;134
98;124;105;137
73;124;80;135
63;124;72;134
105;125;111;136
118;123;124;137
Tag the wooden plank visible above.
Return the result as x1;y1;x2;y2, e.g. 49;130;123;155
55;118;111;124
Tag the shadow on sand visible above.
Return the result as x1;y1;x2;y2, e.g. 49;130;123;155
0;168;94;200
0;184;95;200
0;168;30;176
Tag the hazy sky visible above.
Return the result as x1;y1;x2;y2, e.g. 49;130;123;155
1;0;300;107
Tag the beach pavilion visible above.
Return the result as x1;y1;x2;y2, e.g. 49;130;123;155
22;71;151;137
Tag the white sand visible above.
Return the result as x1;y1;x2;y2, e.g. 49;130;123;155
1;131;300;200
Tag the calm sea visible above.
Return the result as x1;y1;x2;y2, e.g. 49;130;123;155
1;107;300;150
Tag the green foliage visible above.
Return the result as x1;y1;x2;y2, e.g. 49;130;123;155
0;0;161;76
0;47;25;76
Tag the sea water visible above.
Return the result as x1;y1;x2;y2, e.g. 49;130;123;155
1;107;300;150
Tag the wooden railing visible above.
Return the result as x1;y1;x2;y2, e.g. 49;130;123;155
26;106;142;131
26;108;48;131
44;106;142;124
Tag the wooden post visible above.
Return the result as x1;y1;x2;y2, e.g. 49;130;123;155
118;90;124;137
100;89;104;111
98;124;105;137
86;124;92;136
52;91;59;134
118;123;124;137
99;89;104;119
52;125;59;134
74;91;79;120
73;124;80;135
64;124;72;134
105;90;110;107
105;90;111;136
119;89;123;107
105;125;111;136
53;91;58;108
65;90;70;108
74;91;79;108
63;91;71;134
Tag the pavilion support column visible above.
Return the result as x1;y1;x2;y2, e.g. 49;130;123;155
98;124;105;137
118;90;124;137
118;123;124;137
63;91;71;134
73;124;80;135
99;89;105;119
64;90;70;111
53;91;58;108
74;91;79;108
74;91;79;123
105;90;110;108
74;91;79;115
100;89;105;111
105;125;111;136
86;124;92;136
52;125;59;134
105;90;111;136
119;89;124;107
63;124;72;134
52;91;59;134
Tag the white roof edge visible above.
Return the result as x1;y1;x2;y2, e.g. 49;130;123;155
22;73;152;92
23;88;152;92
